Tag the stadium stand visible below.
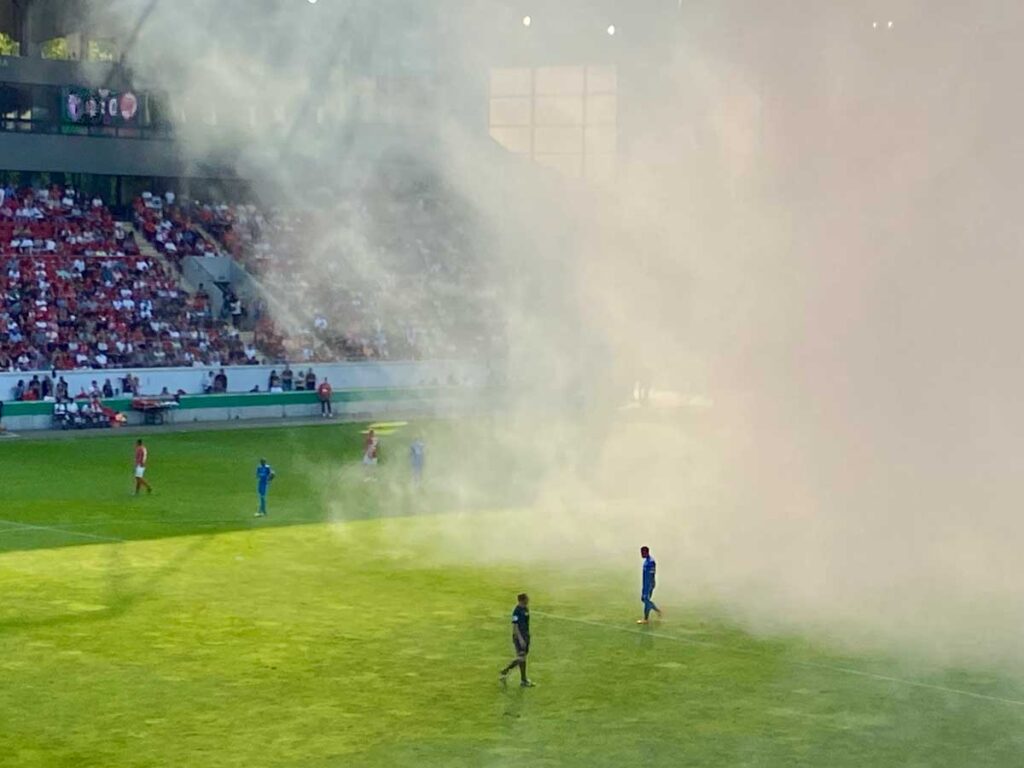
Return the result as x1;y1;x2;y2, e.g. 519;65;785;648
189;169;499;364
132;191;220;268
0;169;499;389
0;185;251;384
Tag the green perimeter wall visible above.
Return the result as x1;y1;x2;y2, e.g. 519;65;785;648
1;388;449;417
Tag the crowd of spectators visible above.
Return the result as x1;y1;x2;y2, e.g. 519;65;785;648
1;172;498;381
264;364;319;393
10;372;126;429
10;371;154;403
0;186;252;375
53;396;118;430
198;201;275;276
0;183;137;259
196;168;499;364
133;191;220;268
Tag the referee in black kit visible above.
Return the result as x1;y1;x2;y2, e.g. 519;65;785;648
499;593;535;688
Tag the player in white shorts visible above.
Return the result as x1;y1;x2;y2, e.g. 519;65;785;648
134;438;152;495
363;429;379;466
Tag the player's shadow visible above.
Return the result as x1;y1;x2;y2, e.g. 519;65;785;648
0;534;214;633
500;683;528;720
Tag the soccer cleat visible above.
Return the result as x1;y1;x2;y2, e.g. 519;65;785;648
636;619;650;624
520;679;535;688
499;672;508;686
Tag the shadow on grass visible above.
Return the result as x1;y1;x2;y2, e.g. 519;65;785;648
0;533;215;634
0;476;519;558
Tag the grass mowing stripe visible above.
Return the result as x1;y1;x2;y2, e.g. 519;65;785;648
0;518;124;543
538;611;1024;708
36;516;327;529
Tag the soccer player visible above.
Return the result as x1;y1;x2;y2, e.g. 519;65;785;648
255;458;275;517
638;545;662;624
499;593;535;687
409;437;425;482
363;429;379;466
133;438;152;495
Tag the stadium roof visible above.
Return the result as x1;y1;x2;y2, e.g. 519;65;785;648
0;0;680;57
0;0;127;49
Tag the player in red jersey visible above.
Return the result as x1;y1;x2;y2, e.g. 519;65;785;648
362;429;379;466
134;438;152;495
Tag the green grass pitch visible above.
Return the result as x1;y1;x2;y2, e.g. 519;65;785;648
1;421;1023;767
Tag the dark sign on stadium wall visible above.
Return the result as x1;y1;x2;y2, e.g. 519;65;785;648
62;86;140;126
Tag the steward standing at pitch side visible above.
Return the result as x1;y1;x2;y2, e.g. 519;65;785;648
317;377;333;418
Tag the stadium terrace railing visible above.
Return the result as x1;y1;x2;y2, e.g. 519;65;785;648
0;116;173;140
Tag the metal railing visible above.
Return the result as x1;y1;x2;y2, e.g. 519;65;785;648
0;116;173;140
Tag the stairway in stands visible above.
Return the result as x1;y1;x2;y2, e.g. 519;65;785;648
123;221;260;353
189;219;327;361
189;220;266;352
124;221;198;292
190;221;238;312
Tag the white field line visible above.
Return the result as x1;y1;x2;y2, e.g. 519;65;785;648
44;518;313;529
0;518;1016;708
0;518;124;543
33;519;241;529
536;611;1024;708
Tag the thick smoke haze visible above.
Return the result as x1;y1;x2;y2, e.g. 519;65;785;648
94;0;1024;669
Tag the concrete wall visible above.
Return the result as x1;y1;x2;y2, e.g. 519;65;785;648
0;387;475;432
182;255;232;286
180;255;264;321
181;255;230;316
227;258;263;305
0;131;186;177
1;360;484;401
0;55;124;88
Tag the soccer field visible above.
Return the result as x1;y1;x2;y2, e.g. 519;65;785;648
1;422;1023;767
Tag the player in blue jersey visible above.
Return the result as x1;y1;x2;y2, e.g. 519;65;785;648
499;593;535;687
409;437;425;482
638;545;662;624
254;458;275;517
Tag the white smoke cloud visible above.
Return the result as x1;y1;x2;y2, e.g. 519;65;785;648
91;0;1024;671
